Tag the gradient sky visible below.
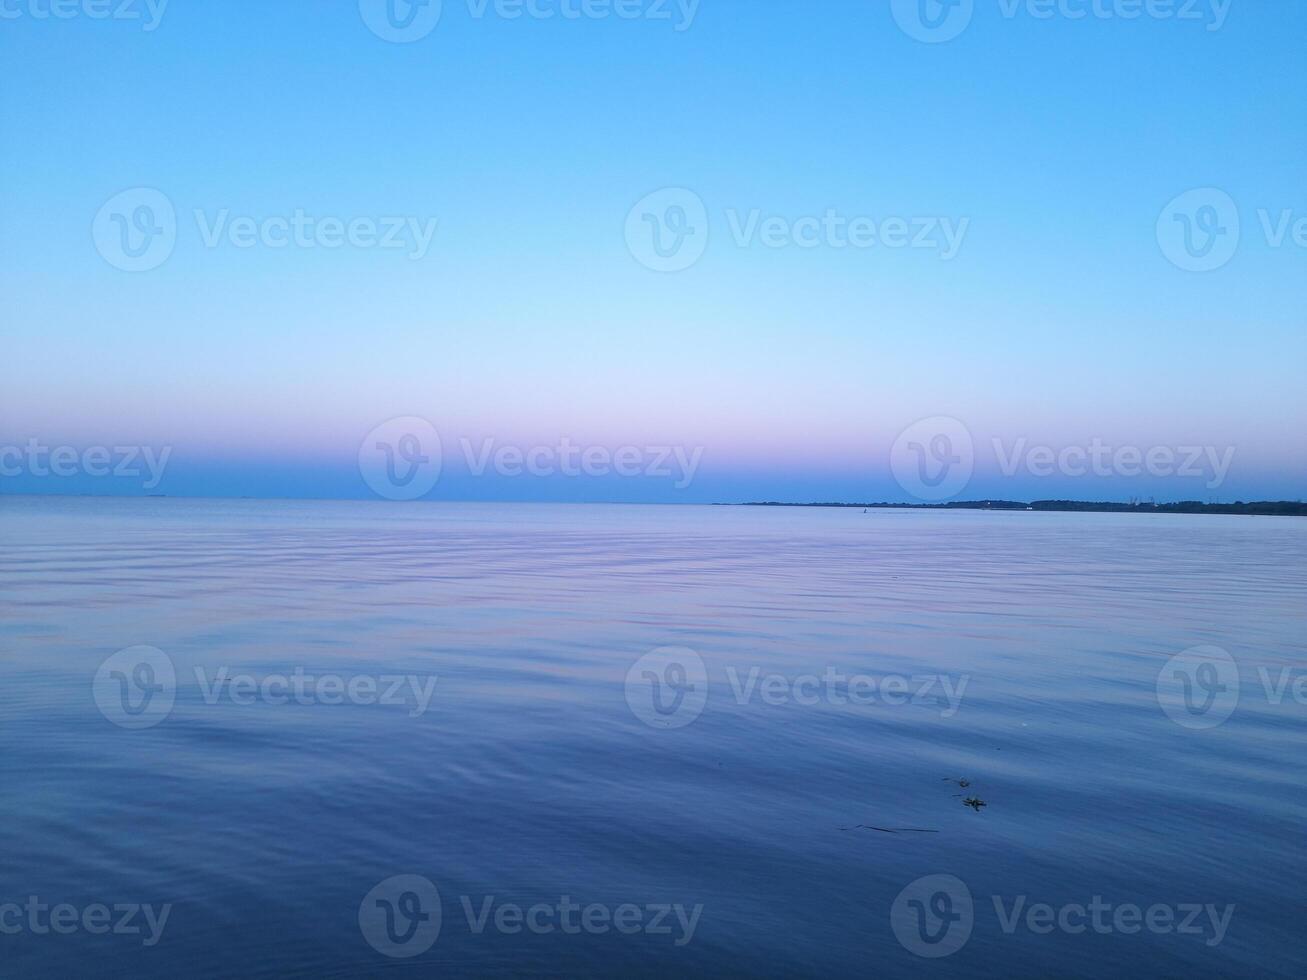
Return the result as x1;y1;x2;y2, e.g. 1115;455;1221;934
2;0;1304;503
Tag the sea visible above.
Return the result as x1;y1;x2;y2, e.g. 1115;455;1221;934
2;496;1304;977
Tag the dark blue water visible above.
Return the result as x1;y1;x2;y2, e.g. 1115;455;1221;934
2;497;1305;977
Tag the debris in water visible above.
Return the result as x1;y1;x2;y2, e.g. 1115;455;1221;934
963;797;987;811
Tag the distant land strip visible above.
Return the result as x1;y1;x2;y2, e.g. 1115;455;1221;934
737;500;1307;517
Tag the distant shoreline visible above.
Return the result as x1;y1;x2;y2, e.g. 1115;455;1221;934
2;493;1304;516
737;500;1307;517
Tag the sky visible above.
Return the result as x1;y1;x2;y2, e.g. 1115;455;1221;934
2;0;1304;504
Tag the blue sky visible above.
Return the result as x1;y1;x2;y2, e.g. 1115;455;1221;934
2;0;1304;503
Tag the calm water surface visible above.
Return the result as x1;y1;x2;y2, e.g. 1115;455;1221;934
2;497;1305;977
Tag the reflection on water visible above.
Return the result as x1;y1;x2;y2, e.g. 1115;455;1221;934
1;496;1305;977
